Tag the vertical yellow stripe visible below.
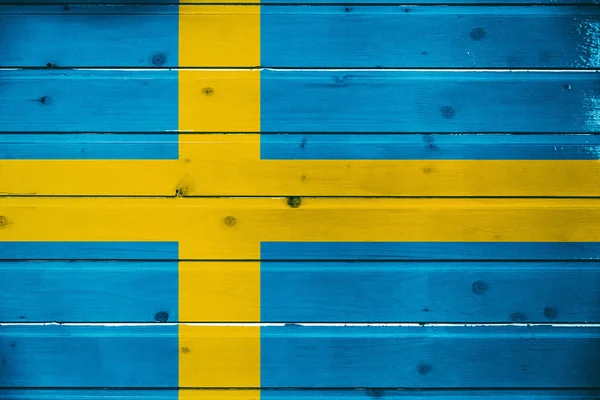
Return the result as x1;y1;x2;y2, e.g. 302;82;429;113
178;0;262;392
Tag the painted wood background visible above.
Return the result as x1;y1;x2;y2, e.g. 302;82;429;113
1;1;599;400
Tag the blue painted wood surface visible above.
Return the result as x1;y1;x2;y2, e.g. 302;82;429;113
260;71;600;133
261;6;600;68
2;6;599;68
260;134;600;160
4;133;600;160
0;0;595;5
0;242;178;260
2;390;600;400
0;134;178;159
0;261;177;322
0;70;177;132
0;325;178;388
2;71;598;132
261;261;600;322
260;242;600;260
0;6;177;68
2;325;599;388
260;326;600;388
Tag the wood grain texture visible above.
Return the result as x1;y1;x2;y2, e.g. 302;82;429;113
0;261;178;323
260;70;600;133
3;258;599;322
260;6;600;68
0;6;178;68
2;5;599;68
0;0;596;5
2;134;600;196
3;70;598;133
2;325;599;388
0;325;178;388
2;390;600;400
2;198;600;259
260;261;600;323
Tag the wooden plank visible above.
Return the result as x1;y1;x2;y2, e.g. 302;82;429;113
2;390;600;400
0;134;178;159
2;70;598;132
0;0;595;5
260;261;600;322
2;134;600;196
259;70;600;133
255;326;600;388
0;6;178;68
0;241;178;260
0;70;177;132
261;6;600;68
260;242;600;260
2;198;600;260
2;6;599;68
0;325;178;388
2;325;600;388
3;254;599;322
0;261;177;323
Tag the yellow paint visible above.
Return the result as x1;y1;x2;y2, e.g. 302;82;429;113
179;390;260;400
179;261;260;321
179;325;260;387
2;135;600;196
179;5;259;67
178;3;261;392
178;72;260;132
1;197;600;259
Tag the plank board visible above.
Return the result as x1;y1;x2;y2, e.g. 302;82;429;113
2;134;600;196
0;0;596;5
1;325;599;388
3;258;600;323
2;198;600;260
2;390;600;400
1;71;598;132
259;70;600;133
2;5;599;68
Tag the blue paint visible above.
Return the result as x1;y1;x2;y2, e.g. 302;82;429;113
0;261;178;322
0;134;178;160
261;6;600;68
3;390;599;400
261;242;600;260
0;325;178;387
260;134;600;160
0;70;177;132
0;242;178;260
261;260;600;322
260;71;600;133
260;326;600;388
0;391;180;400
263;390;600;400
0;5;178;67
4;391;597;400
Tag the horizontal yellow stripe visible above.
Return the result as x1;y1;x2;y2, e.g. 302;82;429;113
2;136;599;196
1;198;599;259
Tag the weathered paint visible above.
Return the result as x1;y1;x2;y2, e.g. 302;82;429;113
2;134;600;196
4;198;600;259
2;242;600;323
4;390;600;400
1;1;599;398
2;325;600;388
1;70;599;133
2;6;600;68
